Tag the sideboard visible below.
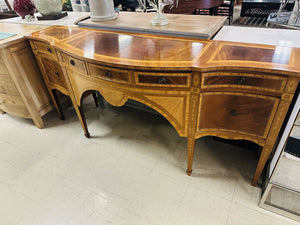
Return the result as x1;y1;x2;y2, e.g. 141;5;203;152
26;26;300;186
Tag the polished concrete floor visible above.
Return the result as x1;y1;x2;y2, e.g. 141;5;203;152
0;96;299;225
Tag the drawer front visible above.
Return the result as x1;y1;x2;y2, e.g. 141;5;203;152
61;52;87;74
135;72;190;87
39;57;68;93
33;41;57;59
88;63;131;84
197;93;279;138
0;93;30;118
202;72;286;93
0;75;20;96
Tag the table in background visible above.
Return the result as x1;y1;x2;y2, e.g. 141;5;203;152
214;25;300;47
78;11;227;39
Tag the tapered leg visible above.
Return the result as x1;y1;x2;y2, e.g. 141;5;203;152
92;91;98;107
186;137;196;176
97;92;106;109
0;109;5;114
51;89;65;120
252;145;272;186
76;104;90;138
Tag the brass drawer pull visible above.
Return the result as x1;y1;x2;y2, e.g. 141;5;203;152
158;76;166;84
70;59;75;66
55;72;60;77
105;70;112;78
237;77;246;85
47;47;52;53
230;110;238;117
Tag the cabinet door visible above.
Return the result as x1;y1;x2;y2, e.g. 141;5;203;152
197;93;279;138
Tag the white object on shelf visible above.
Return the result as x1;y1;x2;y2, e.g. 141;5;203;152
71;0;82;12
89;0;117;22
80;0;90;12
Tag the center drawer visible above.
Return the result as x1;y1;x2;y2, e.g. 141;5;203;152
88;63;131;84
134;71;190;87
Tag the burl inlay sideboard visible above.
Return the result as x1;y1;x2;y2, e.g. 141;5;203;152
26;26;300;186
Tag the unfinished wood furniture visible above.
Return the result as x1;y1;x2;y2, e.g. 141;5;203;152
26;26;300;186
0;23;53;128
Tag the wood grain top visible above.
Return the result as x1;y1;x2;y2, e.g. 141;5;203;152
78;12;227;39
0;23;47;46
26;26;300;76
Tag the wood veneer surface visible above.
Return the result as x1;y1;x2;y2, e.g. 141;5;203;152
27;26;300;75
26;26;300;186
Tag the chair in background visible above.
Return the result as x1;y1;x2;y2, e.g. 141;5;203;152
217;0;235;25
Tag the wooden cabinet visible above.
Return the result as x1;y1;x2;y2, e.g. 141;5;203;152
26;26;300;186
0;38;52;128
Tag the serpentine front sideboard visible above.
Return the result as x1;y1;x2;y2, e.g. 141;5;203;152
26;26;300;186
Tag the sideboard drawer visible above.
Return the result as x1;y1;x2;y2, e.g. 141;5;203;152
0;93;30;118
61;53;87;74
0;75;20;96
39;57;68;95
33;41;57;59
201;72;287;93
197;93;279;138
135;72;190;87
88;63;131;84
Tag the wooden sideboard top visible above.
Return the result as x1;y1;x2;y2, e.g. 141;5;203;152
26;25;300;76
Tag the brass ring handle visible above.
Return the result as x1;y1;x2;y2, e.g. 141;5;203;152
105;70;112;78
70;59;75;66
47;47;52;53
158;76;166;84
237;77;246;85
55;72;60;77
230;110;238;117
